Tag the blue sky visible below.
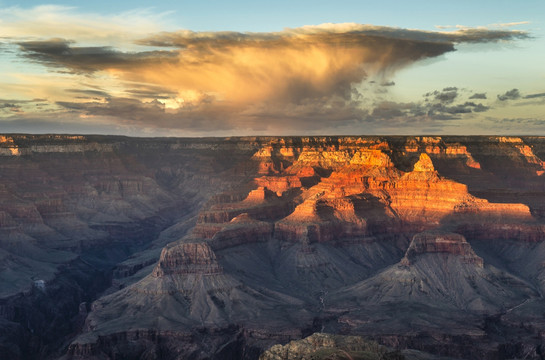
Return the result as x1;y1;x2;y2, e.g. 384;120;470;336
0;1;544;135
4;0;543;31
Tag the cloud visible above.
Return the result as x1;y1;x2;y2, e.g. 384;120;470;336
467;102;490;112
434;87;459;104
138;23;528;49
436;21;530;30
0;98;48;115
0;103;22;113
124;85;177;100
489;21;531;28
17;38;179;73
66;89;111;98
381;81;396;87
0;5;169;46
424;101;490;117
4;16;531;133
469;92;487;99
53;94;368;134
368;87;492;125
524;92;545;99
18;26;467;104
497;88;521;101
0;103;20;109
423;87;460;105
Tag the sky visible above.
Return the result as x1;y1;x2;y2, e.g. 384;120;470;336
0;1;544;136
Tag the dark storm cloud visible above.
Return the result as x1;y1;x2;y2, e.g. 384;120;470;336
369;88;491;124
425;88;459;104
423;101;487;118
497;88;521;101
17;38;178;73
524;92;545;99
381;81;396;86
469;92;487;99
468;102;490;112
436;89;458;104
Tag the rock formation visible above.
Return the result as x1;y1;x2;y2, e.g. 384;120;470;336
2;135;545;359
401;230;484;267
259;333;451;360
332;229;534;314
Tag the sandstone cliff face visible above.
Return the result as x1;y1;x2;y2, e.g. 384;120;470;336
3;135;545;360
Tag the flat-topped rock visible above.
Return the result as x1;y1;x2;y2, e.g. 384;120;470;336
402;230;483;267
152;242;222;277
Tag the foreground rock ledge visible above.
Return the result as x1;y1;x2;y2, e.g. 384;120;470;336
260;333;453;360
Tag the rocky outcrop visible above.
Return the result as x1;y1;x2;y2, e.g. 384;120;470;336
259;333;405;360
152;242;223;277
0;135;20;156
259;332;456;360
402;230;483;267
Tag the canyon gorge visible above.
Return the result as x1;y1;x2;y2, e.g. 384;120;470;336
1;135;545;359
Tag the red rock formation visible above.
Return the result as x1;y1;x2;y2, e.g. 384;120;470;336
243;187;278;203
0;135;20;156
254;176;303;195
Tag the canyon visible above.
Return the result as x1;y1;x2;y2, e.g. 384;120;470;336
1;135;545;359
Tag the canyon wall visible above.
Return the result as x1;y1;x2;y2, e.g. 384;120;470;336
2;135;545;359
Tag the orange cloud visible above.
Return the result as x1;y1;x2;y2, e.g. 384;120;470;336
131;35;449;107
10;23;529;133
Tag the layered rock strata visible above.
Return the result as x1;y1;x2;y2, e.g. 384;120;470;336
2;135;545;359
